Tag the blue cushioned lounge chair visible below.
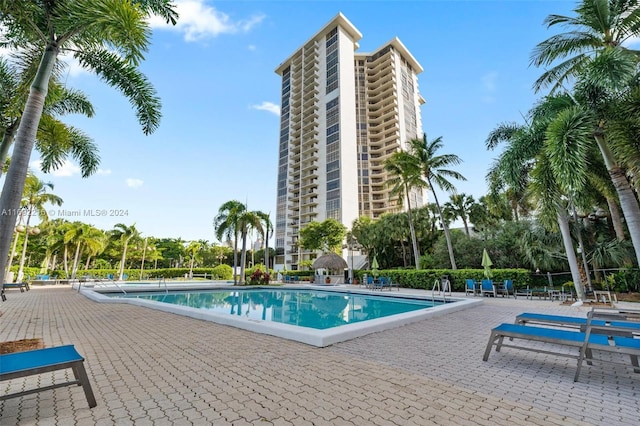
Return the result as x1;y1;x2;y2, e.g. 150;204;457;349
480;279;495;297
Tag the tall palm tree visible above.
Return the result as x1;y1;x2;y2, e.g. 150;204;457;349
111;223;140;281
214;200;246;285
0;0;178;285
486;104;587;299
236;211;263;285
256;211;273;270
16;175;62;281
384;151;425;269
444;193;475;237
531;0;640;265
530;0;640;93
408;133;466;270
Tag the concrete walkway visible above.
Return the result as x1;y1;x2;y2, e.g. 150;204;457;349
1;286;639;425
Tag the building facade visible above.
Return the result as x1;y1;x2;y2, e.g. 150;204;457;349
274;13;425;270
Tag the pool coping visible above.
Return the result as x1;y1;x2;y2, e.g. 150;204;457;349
80;285;483;347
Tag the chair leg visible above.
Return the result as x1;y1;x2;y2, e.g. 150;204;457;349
483;331;499;361
72;362;97;408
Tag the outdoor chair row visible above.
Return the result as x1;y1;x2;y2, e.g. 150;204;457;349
364;276;398;291
465;279;514;297
483;307;640;381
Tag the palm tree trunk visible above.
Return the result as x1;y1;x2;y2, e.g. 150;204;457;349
404;185;420;269
0;120;19;179
63;246;69;277
233;232;239;285
140;238;147;278
8;229;21;275
605;197;626;241
429;182;457;270
16;207;34;282
594;133;640;265
239;233;248;285
557;209;585;300
264;226;270;271
0;44;57;285
72;243;82;279
119;242;128;280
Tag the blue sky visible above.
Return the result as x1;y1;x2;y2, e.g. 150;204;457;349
3;0;578;242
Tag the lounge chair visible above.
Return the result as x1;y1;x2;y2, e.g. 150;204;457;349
484;308;640;381
513;285;532;299
515;311;640;335
480;279;495;297
497;279;514;297
465;279;478;296
0;344;97;408
2;281;30;292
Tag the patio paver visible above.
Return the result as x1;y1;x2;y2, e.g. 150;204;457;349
1;286;639;425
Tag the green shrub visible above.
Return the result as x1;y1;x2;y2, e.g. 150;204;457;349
355;268;531;291
212;264;233;280
605;269;640;292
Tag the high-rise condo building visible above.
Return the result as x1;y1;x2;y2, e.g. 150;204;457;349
274;13;425;270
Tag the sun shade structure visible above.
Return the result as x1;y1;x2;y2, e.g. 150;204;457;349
312;253;348;273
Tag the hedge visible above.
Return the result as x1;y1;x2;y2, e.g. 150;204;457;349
354;268;531;291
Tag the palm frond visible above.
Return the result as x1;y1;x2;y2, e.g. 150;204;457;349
545;105;594;193
75;48;161;135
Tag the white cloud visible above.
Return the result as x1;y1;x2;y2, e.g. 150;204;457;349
126;178;144;188
149;0;265;42
30;159;81;177
96;168;112;175
482;71;498;92
248;44;256;51
58;52;87;77
251;101;280;115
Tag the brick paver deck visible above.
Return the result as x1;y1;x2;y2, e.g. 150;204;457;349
1;286;639;425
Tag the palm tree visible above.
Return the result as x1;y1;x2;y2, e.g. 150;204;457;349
444;193;474;237
185;241;202;278
256;211;273;270
0;58;98;179
530;0;640;93
16;175;62;281
236;211;263;285
384;151;425;269
64;222;104;279
532;0;640;265
407;133;466;270
0;0;178;285
214;200;246;285
111;223;140;281
485;104;587;299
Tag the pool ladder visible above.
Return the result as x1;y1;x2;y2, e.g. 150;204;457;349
431;277;451;303
159;277;168;294
113;280;127;295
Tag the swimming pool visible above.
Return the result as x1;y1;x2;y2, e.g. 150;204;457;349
107;288;441;329
82;286;481;347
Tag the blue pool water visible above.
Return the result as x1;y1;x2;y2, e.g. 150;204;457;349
108;288;443;330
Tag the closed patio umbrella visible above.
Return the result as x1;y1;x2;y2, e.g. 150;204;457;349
371;255;379;278
481;248;493;279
